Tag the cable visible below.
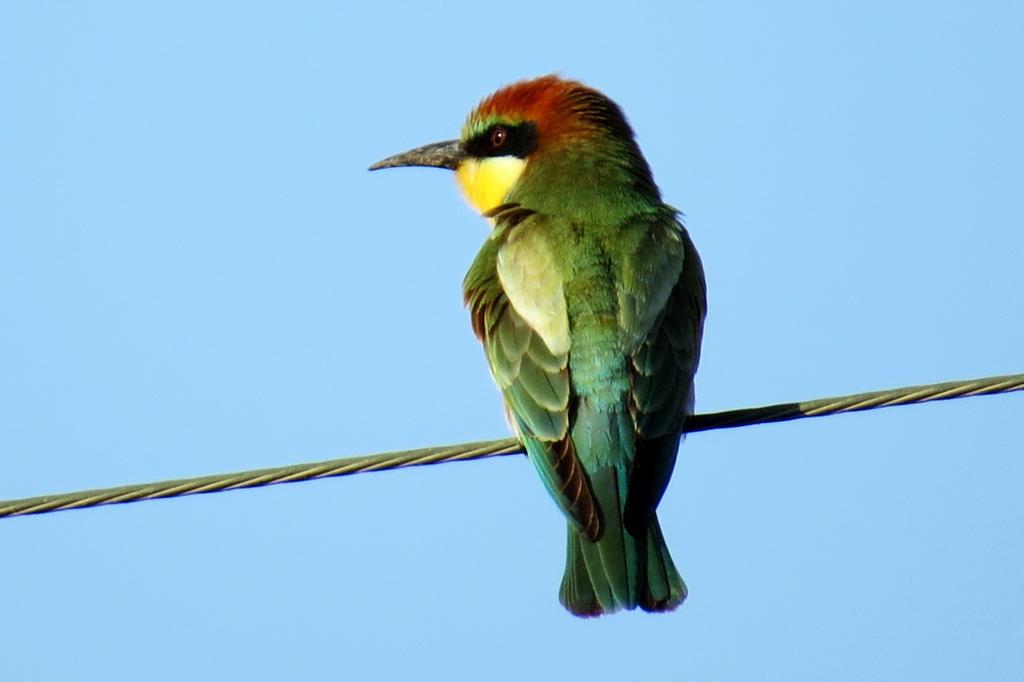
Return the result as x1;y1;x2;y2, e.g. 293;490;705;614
2;372;1021;519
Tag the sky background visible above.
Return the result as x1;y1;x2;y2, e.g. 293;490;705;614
2;2;1023;680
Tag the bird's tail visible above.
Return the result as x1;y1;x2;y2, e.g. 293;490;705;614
558;464;687;616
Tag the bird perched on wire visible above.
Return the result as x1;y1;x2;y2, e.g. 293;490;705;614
370;75;706;617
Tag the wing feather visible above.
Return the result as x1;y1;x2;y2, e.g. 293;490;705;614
622;218;707;532
464;207;600;539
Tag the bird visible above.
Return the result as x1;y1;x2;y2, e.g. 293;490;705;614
369;75;706;617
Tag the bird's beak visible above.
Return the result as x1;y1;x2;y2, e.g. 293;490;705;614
368;139;464;171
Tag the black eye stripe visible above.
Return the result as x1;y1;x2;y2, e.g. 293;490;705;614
465;122;538;159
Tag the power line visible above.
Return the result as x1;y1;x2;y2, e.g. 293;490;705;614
2;372;1021;519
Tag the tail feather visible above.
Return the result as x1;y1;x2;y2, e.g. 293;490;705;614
557;398;685;616
639;515;687;612
591;466;638;608
559;513;685;616
558;466;685;616
559;532;602;617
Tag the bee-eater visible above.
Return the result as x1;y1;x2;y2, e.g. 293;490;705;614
370;76;706;617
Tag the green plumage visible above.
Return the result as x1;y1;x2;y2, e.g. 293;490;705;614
419;75;708;614
464;189;705;615
371;75;706;616
456;77;707;616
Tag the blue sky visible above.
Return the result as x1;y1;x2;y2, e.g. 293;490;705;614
2;2;1022;680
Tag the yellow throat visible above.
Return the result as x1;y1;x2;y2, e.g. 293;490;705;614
455;156;527;214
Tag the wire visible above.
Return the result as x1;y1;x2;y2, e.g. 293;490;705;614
2;372;1021;519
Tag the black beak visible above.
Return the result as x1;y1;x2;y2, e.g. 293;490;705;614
368;139;464;171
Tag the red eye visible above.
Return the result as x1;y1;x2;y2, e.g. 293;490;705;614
490;126;507;148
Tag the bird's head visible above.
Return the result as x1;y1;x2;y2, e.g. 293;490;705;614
369;75;659;217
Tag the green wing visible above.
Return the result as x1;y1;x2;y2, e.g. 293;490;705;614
464;205;600;539
620;215;707;532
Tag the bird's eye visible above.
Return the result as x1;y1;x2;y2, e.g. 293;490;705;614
490;126;507;149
